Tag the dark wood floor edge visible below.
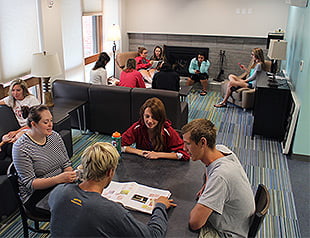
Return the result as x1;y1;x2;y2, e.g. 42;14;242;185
288;153;310;162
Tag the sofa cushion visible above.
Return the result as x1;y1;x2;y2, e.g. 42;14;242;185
52;80;91;101
88;85;132;134
0;105;19;163
52;80;91;129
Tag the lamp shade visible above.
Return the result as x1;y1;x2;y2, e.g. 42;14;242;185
31;52;61;77
107;24;121;41
268;40;287;60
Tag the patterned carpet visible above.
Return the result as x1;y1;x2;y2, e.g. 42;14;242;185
0;90;300;237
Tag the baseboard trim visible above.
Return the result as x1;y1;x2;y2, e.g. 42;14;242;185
289;153;310;162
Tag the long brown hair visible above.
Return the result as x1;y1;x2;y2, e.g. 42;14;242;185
139;97;167;151
250;48;266;71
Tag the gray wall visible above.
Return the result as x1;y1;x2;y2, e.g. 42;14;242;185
128;33;267;79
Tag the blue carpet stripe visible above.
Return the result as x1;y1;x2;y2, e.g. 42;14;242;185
0;91;301;237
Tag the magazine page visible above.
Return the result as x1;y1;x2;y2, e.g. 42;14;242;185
102;181;138;206
124;183;171;214
102;181;171;214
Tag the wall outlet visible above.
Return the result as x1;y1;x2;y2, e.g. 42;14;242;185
299;60;304;72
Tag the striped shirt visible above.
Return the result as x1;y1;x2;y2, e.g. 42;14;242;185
12;131;71;202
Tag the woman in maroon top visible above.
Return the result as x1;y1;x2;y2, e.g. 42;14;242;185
119;58;146;88
135;47;156;84
121;97;189;161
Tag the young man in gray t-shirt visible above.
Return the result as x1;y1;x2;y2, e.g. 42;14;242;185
182;119;255;238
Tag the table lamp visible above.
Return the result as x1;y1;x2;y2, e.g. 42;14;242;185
267;39;287;86
107;24;121;78
31;51;61;107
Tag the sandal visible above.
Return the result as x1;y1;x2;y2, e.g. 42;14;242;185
214;102;227;108
200;90;207;96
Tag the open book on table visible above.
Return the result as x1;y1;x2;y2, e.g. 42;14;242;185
102;181;171;214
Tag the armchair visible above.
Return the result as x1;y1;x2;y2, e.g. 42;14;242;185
115;51;139;78
221;60;271;109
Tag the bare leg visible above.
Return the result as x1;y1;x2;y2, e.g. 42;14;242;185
228;74;239;81
214;80;248;108
148;69;156;79
186;78;195;86
139;70;153;83
200;79;208;95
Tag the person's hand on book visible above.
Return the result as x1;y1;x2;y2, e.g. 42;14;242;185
155;196;177;209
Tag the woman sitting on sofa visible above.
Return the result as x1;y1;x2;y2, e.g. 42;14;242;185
135;47;156;84
0;79;40;150
150;45;165;62
119;58;146;88
121;97;189;161
90;52;110;85
214;47;266;108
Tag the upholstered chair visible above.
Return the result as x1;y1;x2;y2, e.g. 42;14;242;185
221;60;271;110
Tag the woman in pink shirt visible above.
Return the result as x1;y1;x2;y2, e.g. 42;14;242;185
119;59;146;88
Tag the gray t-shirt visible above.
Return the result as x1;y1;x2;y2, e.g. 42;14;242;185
198;145;255;238
48;183;168;237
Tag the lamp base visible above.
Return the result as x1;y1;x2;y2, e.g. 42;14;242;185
42;77;54;107
44;91;54;107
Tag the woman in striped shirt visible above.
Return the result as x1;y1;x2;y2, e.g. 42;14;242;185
12;105;76;218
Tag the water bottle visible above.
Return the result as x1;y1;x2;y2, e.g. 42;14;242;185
112;131;122;153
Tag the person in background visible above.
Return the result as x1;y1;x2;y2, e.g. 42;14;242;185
187;52;210;96
90;52;110;85
182;119;255;237
214;47;266;108
150;45;165;62
48;142;176;237
0;79;40;150
135;47;156;83
122;97;190;161
152;62;180;92
119;58;146;88
13;105;76;218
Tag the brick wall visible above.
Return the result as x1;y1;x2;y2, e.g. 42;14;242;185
128;33;268;79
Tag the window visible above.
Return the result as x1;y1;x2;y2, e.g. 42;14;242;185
82;14;103;65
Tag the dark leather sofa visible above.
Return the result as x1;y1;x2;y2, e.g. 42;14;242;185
0;105;73;220
52;80;188;135
0;105;19;219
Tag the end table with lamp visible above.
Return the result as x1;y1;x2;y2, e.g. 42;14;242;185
31;51;62;107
